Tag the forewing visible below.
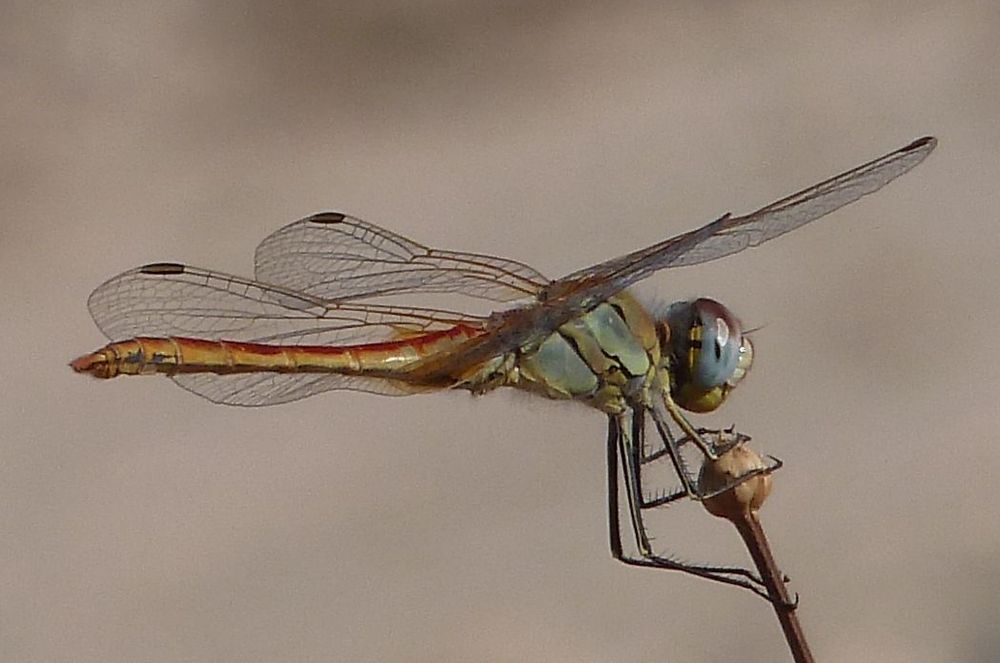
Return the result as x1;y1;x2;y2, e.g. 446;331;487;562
254;212;548;303
404;137;937;381
548;136;937;303
86;263;486;405
87;262;486;345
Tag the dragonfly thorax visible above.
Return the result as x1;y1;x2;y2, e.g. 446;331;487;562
498;294;753;417
504;292;661;414
659;298;753;413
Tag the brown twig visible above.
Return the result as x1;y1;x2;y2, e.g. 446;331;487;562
699;439;814;663
732;508;812;662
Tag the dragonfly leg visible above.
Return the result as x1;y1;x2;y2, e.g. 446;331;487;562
614;408;654;556
647;400;701;499
607;414;770;599
645;411;784;504
658;392;722;461
638;418;713;466
640;485;688;510
639;414;691;465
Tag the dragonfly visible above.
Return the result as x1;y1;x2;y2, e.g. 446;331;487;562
72;136;936;597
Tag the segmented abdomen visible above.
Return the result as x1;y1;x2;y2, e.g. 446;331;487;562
70;325;483;382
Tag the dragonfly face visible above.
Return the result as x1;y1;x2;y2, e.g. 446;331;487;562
659;298;753;414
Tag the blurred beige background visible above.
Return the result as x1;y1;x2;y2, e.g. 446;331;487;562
3;2;999;661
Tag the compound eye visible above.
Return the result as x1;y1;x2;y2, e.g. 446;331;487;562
689;298;744;389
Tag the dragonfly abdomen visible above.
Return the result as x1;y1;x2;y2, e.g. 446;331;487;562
71;325;484;381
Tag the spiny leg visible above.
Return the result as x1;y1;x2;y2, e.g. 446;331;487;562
659;390;723;461
606;413;770;598
641;422;732;465
608;412;659;559
629;414;767;585
606;415;626;561
647;397;701;498
638;422;788;591
644;416;785;506
641;457;784;510
617;407;654;556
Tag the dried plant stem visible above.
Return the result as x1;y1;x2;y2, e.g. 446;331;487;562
731;510;813;663
698;438;814;662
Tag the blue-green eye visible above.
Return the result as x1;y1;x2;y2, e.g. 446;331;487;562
689;298;742;388
663;298;751;391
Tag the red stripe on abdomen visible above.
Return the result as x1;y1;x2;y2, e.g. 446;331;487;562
70;324;485;379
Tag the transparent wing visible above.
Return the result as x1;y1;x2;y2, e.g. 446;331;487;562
88;262;486;345
171;372;422;407
406;137;937;382
254;212;548;303
548;136;937;304
87;263;487;405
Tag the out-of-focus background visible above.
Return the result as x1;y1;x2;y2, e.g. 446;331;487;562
4;2;998;661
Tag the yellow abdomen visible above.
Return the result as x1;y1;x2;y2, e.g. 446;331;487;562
70;325;484;384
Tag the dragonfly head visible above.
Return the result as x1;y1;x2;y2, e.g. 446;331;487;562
659;298;753;413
